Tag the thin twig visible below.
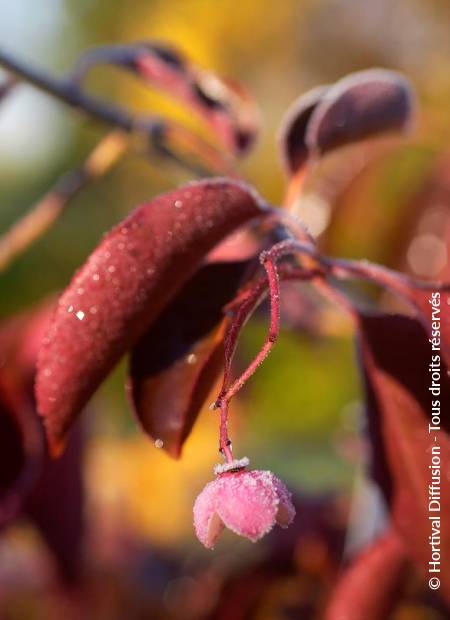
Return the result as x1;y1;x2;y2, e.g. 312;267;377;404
0;46;137;130
212;262;324;409
0;131;127;271
219;400;234;464
220;253;281;405
0;48;238;269
213;234;450;410
0;47;233;175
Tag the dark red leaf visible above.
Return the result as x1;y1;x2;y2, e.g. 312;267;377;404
278;69;414;177
278;70;414;208
0;375;43;528
25;422;84;582
0;304;86;580
137;46;259;155
0;303;53;386
73;42;259;155
278;85;328;175
0;305;52;527
36;179;267;455
324;529;408;620
128;260;252;458
358;313;450;599
325;255;450;365
306;69;415;157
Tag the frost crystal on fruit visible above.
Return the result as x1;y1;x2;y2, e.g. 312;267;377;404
193;468;295;549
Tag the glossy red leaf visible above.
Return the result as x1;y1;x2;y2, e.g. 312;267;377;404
36;179;267;455
358;313;450;599
324;529;408;620
73;42;259;155
128;260;253;458
306;69;415;157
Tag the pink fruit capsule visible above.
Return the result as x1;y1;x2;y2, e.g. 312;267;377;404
193;466;295;549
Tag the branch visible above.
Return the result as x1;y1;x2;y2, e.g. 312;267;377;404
0;47;239;269
0;47;234;175
0;46;138;129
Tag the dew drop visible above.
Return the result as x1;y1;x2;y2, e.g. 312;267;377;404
77;287;84;295
92;273;100;282
186;353;197;365
89;306;98;315
76;310;85;321
174;200;183;209
108;265;116;273
155;438;164;449
67;305;74;313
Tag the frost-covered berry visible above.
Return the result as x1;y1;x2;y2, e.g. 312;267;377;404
193;464;295;549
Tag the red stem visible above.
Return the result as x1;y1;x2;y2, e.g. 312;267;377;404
212;233;450;463
221;253;281;404
219;400;234;463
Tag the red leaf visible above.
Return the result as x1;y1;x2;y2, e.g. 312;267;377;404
137;45;259;155
25;423;84;581
73;42;259;155
36;179;266;455
358;313;450;600
326;255;450;365
277;70;414;207
306;69;415;157
324;529;408;620
0;305;85;579
128;260;252;457
278;85;328;176
0;305;51;527
0;375;43;528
